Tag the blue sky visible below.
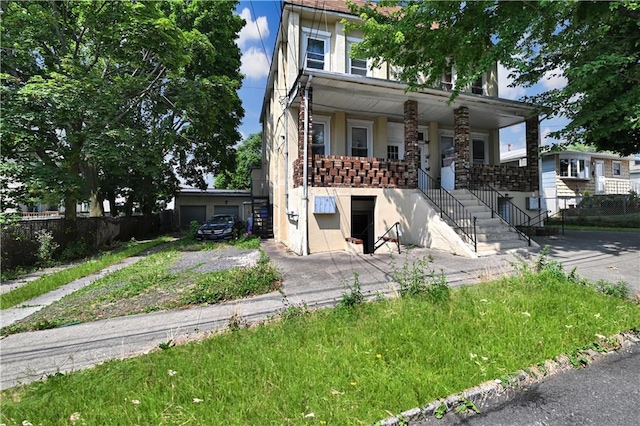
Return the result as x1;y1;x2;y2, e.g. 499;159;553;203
234;1;569;152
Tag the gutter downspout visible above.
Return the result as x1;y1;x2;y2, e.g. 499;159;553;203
302;74;313;256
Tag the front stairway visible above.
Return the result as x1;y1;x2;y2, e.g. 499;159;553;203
448;189;532;256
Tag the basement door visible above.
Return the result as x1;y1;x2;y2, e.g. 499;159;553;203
351;196;375;254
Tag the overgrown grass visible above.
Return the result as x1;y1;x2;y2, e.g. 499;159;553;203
2;261;638;425
1;239;280;335
0;237;172;310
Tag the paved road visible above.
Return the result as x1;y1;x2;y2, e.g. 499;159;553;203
415;340;640;426
533;230;640;296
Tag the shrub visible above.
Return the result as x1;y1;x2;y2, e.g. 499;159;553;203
35;229;59;267
189;220;200;240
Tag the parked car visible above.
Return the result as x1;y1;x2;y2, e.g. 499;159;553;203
195;214;244;241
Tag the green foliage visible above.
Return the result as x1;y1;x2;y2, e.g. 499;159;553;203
58;240;89;263
2;268;640;424
35;229;59;267
337;272;365;309
214;132;262;190
186;252;281;304
595;280;630;299
0;237;170;310
189;220;200;240
1;0;244;217
393;255;451;304
350;1;640;155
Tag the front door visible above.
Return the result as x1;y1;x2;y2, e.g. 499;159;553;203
595;160;605;194
440;135;455;190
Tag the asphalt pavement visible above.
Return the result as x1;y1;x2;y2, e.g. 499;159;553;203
1;230;639;424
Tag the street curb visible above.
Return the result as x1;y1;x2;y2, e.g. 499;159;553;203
376;329;640;425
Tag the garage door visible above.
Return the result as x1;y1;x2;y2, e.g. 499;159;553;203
180;205;206;228
213;205;239;217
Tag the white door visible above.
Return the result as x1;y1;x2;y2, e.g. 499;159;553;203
595;160;605;194
440;135;455;190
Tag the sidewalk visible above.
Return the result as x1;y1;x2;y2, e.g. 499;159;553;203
0;241;534;390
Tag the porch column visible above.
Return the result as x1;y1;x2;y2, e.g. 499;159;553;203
454;106;471;189
525;116;540;191
404;100;418;189
295;86;313;188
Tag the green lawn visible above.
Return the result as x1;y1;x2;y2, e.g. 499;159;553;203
2;261;638;425
0;237;173;310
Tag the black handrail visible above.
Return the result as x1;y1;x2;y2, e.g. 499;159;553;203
468;183;533;246
373;221;402;254
417;168;477;252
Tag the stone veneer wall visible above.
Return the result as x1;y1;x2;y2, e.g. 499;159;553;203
470;165;537;192
454;107;471;189
299;155;412;188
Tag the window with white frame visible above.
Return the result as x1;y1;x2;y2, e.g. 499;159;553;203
347;39;368;76
311;115;331;156
612;161;622;176
472;136;488;165
348;119;373;157
559;157;590;179
471;74;485;95
442;67;453;91
302;28;331;71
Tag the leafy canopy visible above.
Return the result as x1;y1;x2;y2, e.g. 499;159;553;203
215;133;262;190
349;0;640;155
1;0;245;217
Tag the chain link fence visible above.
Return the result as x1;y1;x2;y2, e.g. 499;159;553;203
544;192;640;229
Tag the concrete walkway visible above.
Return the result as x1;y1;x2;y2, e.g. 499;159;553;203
0;231;638;391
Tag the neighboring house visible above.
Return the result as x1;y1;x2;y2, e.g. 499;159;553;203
256;0;543;257
630;155;640;187
537;150;640;215
174;188;252;228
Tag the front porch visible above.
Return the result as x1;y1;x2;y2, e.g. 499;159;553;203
291;71;540;194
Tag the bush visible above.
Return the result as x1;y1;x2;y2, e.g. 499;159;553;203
35;229;59;267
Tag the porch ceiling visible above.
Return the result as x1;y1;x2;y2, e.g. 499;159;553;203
292;72;536;130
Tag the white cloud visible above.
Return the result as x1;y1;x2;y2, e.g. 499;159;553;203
497;63;526;100
541;68;567;91
241;46;270;80
237;8;269;50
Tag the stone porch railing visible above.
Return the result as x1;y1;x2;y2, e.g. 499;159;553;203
294;155;415;189
470;164;538;192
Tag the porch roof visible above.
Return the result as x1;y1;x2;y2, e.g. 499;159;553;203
288;71;537;130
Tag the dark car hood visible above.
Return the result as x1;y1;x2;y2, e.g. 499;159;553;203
200;222;232;230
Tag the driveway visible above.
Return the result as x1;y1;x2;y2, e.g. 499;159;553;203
533;230;640;296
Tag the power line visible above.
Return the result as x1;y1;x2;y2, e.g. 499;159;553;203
249;0;272;71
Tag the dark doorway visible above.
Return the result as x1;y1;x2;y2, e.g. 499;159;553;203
351;196;375;254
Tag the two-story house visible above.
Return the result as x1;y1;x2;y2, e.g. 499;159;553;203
257;0;542;257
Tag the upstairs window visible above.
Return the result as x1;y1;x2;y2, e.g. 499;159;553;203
347;39;368;76
471;75;485;95
442;68;453;91
302;28;331;71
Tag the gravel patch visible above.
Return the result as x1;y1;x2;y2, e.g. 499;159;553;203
169;247;261;274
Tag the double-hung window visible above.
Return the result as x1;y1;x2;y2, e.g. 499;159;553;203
471;74;485;95
472;135;488;165
302;28;331;71
612;161;622;177
311;116;331;156
348;119;373;158
347;38;368;76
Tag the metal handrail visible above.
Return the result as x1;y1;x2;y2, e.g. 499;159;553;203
417;168;477;252
373;221;402;254
468;183;533;246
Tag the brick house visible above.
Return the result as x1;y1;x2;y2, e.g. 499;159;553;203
256;0;542;257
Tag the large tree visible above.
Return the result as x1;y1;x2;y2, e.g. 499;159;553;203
214;132;262;190
1;0;244;218
349;0;640;155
